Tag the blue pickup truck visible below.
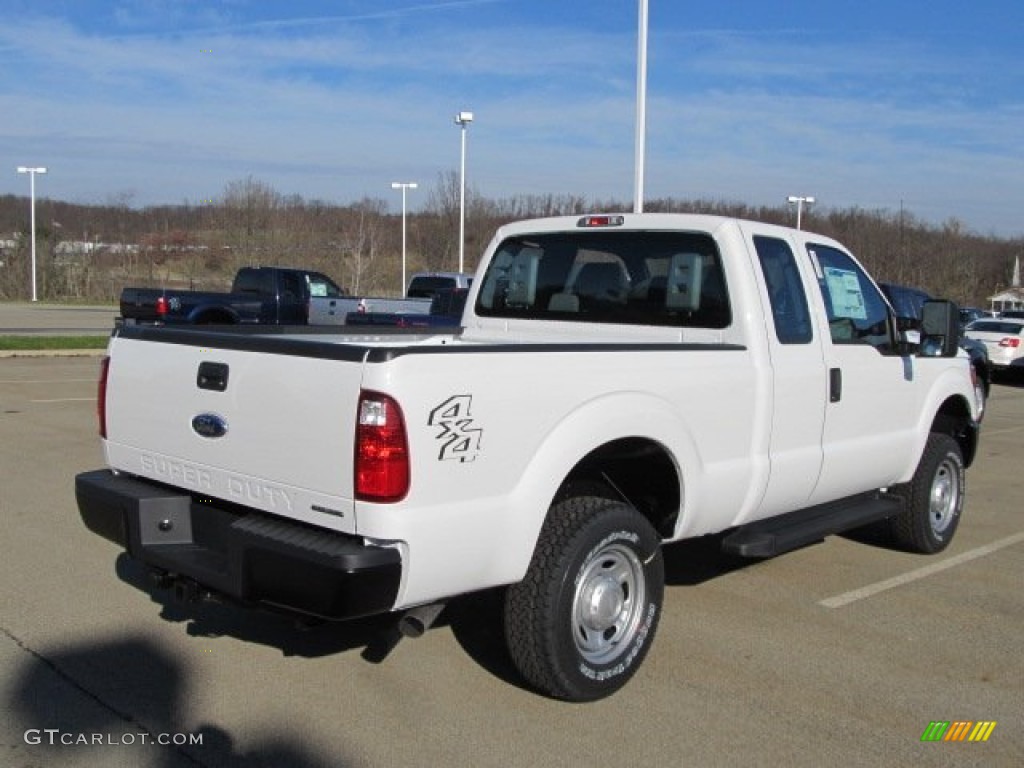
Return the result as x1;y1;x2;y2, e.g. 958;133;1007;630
119;266;346;325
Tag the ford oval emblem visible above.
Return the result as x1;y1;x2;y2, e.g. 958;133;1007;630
192;413;228;439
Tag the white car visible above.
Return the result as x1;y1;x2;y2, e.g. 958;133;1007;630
965;319;1024;373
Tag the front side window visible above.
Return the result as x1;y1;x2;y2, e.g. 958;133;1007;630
807;244;892;349
306;272;345;298
476;231;731;328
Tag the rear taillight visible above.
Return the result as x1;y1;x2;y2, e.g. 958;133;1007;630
355;391;409;502
155;296;169;317
97;356;110;438
999;337;1021;348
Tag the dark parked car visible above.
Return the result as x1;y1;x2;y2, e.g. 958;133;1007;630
959;306;993;328
881;283;931;321
879;283;991;400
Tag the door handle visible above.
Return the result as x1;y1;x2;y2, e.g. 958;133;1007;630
829;367;842;403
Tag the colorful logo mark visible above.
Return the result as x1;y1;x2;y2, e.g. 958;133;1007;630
921;721;997;742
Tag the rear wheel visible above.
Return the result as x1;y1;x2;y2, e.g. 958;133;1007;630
504;494;664;701
889;433;965;553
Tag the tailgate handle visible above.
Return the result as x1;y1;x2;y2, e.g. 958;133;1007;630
197;362;229;392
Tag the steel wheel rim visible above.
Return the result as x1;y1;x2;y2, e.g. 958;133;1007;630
572;542;646;665
929;456;960;535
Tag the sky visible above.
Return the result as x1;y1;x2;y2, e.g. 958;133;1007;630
1;0;1022;237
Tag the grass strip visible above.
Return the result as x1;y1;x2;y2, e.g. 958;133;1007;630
0;335;110;351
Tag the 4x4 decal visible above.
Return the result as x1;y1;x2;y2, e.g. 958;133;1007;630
428;395;483;462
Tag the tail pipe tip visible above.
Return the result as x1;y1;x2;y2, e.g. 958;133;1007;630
398;603;446;638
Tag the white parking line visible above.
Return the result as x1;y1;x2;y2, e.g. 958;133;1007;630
820;531;1024;609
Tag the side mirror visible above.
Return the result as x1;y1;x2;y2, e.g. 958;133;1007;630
895;315;919;333
919;300;960;358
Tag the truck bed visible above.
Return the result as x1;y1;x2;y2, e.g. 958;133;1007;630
120;287;265;325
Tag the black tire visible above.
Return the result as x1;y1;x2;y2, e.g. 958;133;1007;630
504;495;664;701
889;433;965;554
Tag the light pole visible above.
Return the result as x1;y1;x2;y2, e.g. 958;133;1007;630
787;195;815;230
454;110;473;273
391;181;418;295
17;166;47;302
634;0;648;214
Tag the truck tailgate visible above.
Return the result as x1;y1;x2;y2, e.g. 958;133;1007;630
103;332;364;534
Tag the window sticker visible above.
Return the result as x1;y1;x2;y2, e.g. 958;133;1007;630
823;266;868;320
807;248;824;279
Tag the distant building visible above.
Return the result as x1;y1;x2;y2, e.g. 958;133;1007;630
988;255;1024;313
0;236;18;267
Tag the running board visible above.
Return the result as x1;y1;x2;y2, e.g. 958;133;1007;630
721;492;903;558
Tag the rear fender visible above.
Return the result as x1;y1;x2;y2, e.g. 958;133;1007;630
496;392;703;582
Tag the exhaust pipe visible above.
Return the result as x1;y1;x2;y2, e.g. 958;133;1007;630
173;579;203;603
170;578;218;604
398;603;446;638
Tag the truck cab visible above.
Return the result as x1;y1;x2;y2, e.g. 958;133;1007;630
230;267;345;324
406;272;473;299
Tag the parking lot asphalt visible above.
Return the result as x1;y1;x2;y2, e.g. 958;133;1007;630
1;333;1021;767
0;302;118;335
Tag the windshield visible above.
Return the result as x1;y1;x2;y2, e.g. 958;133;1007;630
475;230;730;328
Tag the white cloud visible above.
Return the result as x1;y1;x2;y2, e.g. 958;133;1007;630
1;7;1021;235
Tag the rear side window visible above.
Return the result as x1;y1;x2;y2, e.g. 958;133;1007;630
475;231;731;328
754;236;812;344
233;269;274;295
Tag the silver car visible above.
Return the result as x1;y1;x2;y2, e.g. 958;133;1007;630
965;319;1024;374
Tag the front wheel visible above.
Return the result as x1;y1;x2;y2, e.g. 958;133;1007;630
889;432;965;554
504;495;664;701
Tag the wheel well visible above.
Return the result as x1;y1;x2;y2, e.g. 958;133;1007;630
932;396;978;468
555;437;680;538
969;357;991;397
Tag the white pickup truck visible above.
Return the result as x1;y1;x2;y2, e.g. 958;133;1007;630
76;213;983;701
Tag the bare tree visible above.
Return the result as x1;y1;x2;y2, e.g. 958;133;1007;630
331;198;387;295
1;184;1019;307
